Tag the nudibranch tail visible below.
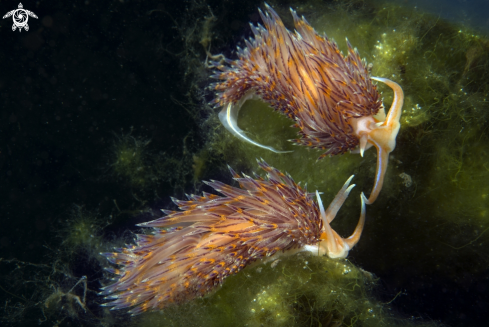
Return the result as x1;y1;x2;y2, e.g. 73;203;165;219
100;159;366;314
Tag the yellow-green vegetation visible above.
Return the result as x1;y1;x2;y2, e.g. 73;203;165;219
138;254;439;327
111;134;153;189
61;206;107;257
110;132;194;196
0;256;92;326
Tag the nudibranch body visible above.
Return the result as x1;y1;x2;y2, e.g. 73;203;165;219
211;4;404;204
100;160;366;314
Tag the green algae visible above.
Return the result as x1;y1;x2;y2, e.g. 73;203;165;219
138;254;439;327
111;133;154;189
60;206;108;257
109;132;195;199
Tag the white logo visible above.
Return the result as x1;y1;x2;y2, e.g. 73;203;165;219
3;3;38;32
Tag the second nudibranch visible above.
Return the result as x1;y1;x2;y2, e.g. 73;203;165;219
100;159;366;314
210;4;404;204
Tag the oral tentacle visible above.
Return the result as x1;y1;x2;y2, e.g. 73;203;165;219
344;192;367;249
371;77;404;126
316;190;338;255
316;176;364;259
363;77;403;204
324;175;355;223
365;140;388;204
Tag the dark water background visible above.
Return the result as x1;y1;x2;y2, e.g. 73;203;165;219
1;0;488;326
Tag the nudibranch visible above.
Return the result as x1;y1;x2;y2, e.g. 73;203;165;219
100;159;366;314
210;4;403;204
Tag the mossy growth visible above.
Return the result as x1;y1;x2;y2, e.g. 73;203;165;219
61;206;108;258
111;133;153;189
109;131;195;198
137;254;440;327
0;257;95;326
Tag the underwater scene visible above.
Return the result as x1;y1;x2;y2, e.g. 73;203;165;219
1;0;488;326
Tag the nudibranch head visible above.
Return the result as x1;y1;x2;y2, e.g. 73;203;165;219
210;4;403;203
100;159;365;314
